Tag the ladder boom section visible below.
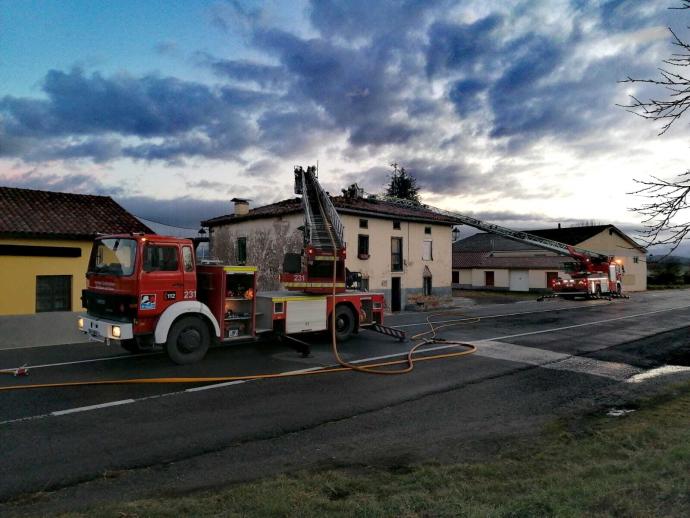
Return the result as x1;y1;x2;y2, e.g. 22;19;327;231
372;194;609;262
294;166;344;252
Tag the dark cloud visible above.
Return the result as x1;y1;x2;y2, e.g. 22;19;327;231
209;0;261;33
257;108;333;155
0;169;124;196
253;27;416;146
448;78;486;116
24;138;122;163
199;54;289;88
116;195;232;228
308;0;441;41
426;15;503;77
0;68;258;162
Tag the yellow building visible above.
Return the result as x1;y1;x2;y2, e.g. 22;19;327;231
0;187;151;315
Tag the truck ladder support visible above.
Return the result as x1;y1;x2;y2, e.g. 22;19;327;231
365;324;406;342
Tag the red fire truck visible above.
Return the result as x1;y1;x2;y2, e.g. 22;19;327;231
361;195;626;299
78;167;397;364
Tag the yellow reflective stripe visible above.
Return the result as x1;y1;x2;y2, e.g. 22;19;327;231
224;266;257;272
270;296;327;302
283;282;345;288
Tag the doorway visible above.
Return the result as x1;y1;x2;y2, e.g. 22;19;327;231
391;277;401;312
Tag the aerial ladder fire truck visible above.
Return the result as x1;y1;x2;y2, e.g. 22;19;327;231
367;196;625;299
78;166;399;365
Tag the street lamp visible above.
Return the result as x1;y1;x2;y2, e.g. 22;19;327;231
452;226;460;243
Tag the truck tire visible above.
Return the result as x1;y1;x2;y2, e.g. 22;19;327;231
166;316;210;365
332;304;356;342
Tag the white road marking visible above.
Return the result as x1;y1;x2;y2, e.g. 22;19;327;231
3;303;690;425
488;304;690;342
186;380;247;392
185;367;323;392
0;352;160;372
470;341;642;381
390;302;612;328
626;365;690;383
51;399;135;416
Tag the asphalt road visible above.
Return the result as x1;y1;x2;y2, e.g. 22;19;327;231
2;289;690;514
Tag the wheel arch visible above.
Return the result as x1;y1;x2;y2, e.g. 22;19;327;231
154;301;220;344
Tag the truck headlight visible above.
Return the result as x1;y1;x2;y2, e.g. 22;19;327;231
78;317;84;330
112;325;121;338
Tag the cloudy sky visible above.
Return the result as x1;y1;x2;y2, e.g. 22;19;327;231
1;1;689;248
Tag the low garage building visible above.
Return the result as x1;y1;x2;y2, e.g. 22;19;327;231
453;225;647;293
0;187;151;315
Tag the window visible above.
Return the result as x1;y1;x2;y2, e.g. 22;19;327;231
425;226;431;235
484;271;494;287
452;271;459;284
144;245;179;272
359;219;368;229
182;246;194;272
391;237;403;272
89;238;136;276
358;234;370;258
633;256;639;264
423;275;433;296
361;277;370;291
423;240;433;260
393;220;401;230
236;237;247;264
36;275;71;312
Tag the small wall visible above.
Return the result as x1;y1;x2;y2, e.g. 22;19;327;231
0;312;88;350
404;286;453;311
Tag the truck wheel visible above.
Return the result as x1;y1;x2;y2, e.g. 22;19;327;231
166;316;210;365
332;305;356;342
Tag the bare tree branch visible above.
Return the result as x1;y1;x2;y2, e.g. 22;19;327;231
622;2;690;253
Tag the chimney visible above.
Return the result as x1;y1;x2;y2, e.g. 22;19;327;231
231;198;250;216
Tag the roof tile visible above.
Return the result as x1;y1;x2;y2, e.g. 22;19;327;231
203;195;458;226
0;187;152;239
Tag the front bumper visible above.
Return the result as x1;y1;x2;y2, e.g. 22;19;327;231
78;314;134;343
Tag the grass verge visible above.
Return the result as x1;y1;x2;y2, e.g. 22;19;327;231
63;383;690;517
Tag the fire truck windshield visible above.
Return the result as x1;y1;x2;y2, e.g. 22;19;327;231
89;238;137;276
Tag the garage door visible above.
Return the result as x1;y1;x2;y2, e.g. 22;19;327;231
509;270;529;292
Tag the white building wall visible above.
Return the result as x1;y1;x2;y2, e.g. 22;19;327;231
343;215;451;297
470;269;509;288
210;210;453;309
577;232;646;292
